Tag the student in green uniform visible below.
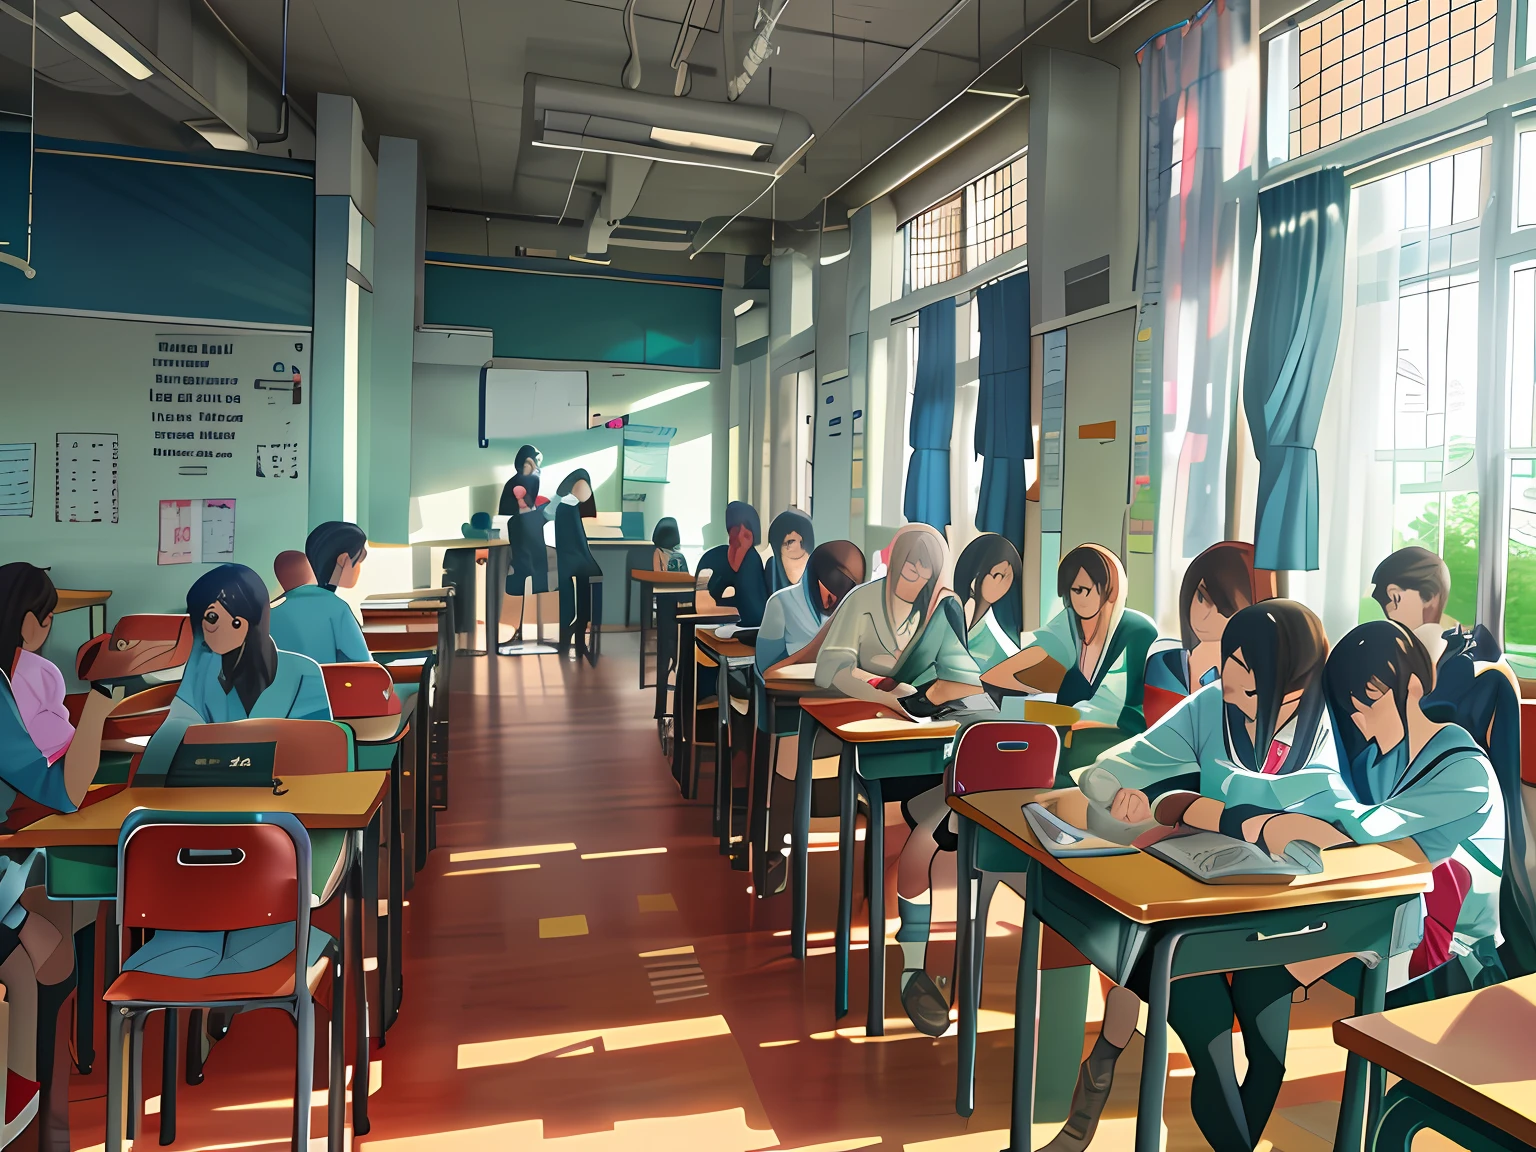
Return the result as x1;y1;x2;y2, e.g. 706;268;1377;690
268;521;370;664
952;532;1023;682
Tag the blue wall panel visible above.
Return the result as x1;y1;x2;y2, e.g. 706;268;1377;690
0;138;313;326
424;257;721;369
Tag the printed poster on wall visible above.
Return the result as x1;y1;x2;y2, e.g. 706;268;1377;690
56;433;119;523
148;332;308;482
158;498;236;565
0;444;35;517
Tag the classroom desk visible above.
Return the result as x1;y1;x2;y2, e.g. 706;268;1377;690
56;587;112;638
586;539;648;624
669;608;737;796
949;787;1432;1152
410;537;509;655
799;698;961;1033
1333;972;1536;1152
363;629;445;871
631;570;694;694
694;627;756;861
3;773;386;1150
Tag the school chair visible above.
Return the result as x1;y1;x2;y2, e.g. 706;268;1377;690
75;614;193;688
947;720;1093;1120
104;810;339;1152
364;630;443;870
321;662;410;1031
689;647;721;803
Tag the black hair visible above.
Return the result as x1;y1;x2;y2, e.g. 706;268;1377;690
1179;541;1269;651
1057;544;1112;602
515;444;542;473
186;563;279;715
304;521;368;590
653;517;681;550
1220;599;1330;770
1369;546;1451;619
556;469;597;518
808;540;866;619
500;471;542;520
725;501;761;546
0;562;58;678
954;533;1023;645
768;509;815;589
1324;619;1436;764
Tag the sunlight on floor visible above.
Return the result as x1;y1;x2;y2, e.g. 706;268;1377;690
359;1107;776;1150
458;1014;734;1068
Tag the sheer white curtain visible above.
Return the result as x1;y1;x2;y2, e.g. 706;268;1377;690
1290;174;1402;640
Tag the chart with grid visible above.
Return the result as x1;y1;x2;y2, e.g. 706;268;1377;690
1283;0;1495;158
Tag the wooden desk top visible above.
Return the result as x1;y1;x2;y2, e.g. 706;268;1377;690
55;589;112;613
365;588;452;607
950;787;1431;924
0;774;389;848
800;697;961;743
411;536;509;550
678;607;738;621
763;664;822;696
363;631;439;653
695;628;755;662
631;569;696;586
1333;973;1536;1146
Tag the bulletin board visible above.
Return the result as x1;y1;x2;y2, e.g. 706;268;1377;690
0;310;312;654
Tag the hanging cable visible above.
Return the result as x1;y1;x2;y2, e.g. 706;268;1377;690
728;0;788;101
555;151;584;227
621;0;642;89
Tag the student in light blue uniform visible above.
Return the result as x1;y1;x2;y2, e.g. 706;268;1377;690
951;533;1023;679
268;521;370;665
764;508;814;595
140;564;332;782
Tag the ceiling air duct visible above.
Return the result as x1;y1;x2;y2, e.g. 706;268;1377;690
524;73;812;180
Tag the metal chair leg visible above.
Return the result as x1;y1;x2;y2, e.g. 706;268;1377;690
74;921;96;1074
159;1008;178;1145
864;775;886;1038
105;1007;130;1152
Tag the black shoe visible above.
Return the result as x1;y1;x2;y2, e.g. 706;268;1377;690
1036;1033;1124;1152
900;970;951;1037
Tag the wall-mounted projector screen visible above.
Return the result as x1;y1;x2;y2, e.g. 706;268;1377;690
479;367;590;447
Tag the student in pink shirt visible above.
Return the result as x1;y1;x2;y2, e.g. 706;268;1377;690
0;564;74;763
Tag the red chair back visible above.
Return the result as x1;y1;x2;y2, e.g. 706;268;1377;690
104;682;180;741
1144;685;1186;728
946;721;1060;796
121;822;301;934
77;614;193;682
182;718;353;776
321;663;401;719
1521;700;1536;786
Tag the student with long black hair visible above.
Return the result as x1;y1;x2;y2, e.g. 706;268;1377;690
555;469;603;659
1039;601;1336;1152
694;501;769;626
0;563;73;762
269;522;371;664
498;470;556;653
951;532;1023;677
140;564;332;782
765;508;814;594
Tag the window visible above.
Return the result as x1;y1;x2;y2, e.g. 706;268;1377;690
1267;0;1495;163
1504;264;1536;669
901;152;1027;294
1517;128;1536;227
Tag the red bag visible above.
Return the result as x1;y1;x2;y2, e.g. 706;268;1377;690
1409;857;1472;980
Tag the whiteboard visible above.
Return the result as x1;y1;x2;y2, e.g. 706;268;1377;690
479;368;589;447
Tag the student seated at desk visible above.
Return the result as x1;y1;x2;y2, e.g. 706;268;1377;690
756;541;865;676
695;501;769;627
652;518;688;573
765;509;814;594
1146;540;1277;696
0;563;75;763
0;597;117;1137
140;564;332;782
814;523;984;1034
268;522;370;665
953;533;1023;679
1040;600;1336;1152
983;543;1158;775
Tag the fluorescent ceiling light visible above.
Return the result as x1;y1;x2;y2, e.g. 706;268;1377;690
630;379;710;414
61;11;152;80
649;126;763;157
733;299;754;317
184;119;250;151
819;249;850;266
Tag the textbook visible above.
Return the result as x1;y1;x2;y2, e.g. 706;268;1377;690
1142;830;1325;885
1022;803;1136;858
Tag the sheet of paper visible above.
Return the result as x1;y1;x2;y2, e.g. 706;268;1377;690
158;497;236;564
0;443;35;517
56;433;119;523
774;664;818;680
158;499;194;564
840;716;932;733
201;498;236;561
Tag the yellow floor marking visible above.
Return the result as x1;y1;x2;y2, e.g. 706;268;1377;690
450;843;576;863
638;892;678;912
581;846;667;859
445;863;541;877
539;914;589;938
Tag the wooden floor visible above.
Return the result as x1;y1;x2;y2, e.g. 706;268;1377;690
65;637;1369;1151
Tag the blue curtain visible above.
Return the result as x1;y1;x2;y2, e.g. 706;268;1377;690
904;299;955;530
974;272;1032;550
1243;167;1349;571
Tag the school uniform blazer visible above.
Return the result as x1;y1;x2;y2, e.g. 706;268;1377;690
269;584;371;665
138;640;332;781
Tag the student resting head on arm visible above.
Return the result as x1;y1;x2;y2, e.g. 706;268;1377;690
269;523;370;665
755;540;865;677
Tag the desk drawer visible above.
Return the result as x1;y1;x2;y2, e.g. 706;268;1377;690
855;742;951;781
1170;897;1414;979
47;847;116;900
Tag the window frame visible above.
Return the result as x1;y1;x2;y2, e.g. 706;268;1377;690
900;150;1027;296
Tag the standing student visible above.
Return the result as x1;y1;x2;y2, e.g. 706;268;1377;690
815;524;983;1035
140;565;332;782
269;522;371;665
555;470;603;658
1042;601;1335;1152
984;543;1158;775
0;564;73;763
765;509;814;594
695;502;769;627
952;533;1023;681
498;471;555;653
